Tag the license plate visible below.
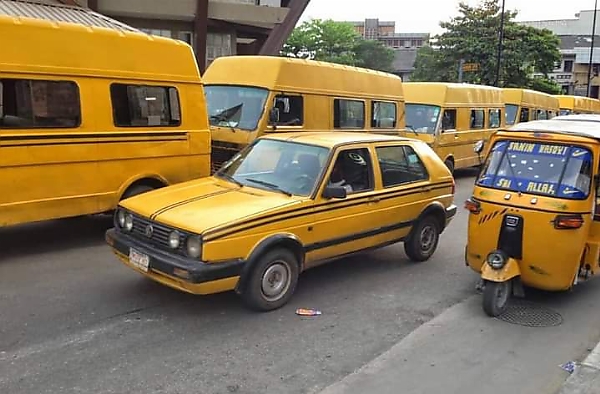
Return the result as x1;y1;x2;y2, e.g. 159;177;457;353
129;248;150;272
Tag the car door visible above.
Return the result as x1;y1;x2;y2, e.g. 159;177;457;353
372;143;432;242
304;145;384;266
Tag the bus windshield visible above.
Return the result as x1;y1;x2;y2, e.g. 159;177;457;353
405;104;440;134
205;85;269;131
505;104;518;125
476;140;593;200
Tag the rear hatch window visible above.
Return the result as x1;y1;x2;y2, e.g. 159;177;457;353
477;140;593;199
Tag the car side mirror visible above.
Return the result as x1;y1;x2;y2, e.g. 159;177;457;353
323;185;347;199
268;108;279;125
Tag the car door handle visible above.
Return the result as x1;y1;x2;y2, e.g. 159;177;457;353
369;197;381;203
454;134;459;139
421;187;432;193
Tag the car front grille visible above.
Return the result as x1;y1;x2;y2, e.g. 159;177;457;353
129;214;186;255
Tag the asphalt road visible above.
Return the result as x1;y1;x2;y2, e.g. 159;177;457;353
0;170;480;394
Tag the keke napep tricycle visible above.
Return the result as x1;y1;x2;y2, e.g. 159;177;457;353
465;116;600;316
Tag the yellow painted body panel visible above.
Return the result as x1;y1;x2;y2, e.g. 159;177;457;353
0;15;211;227
115;132;456;295
203;56;406;168
466;130;600;291
399;82;505;170
557;95;600;114
480;258;521;282
502;88;560;123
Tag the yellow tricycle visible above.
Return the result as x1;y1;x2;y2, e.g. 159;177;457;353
465;116;600;316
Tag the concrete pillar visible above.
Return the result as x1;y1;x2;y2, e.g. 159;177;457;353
260;0;310;55
195;0;209;73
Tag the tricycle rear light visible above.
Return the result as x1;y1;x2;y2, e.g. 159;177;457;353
554;214;584;229
464;198;481;214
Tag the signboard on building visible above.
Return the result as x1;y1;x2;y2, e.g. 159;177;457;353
462;62;480;72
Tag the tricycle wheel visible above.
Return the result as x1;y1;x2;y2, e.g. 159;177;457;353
482;280;512;317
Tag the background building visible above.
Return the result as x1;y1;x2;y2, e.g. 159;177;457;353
350;19;429;80
38;0;310;73
520;10;600;97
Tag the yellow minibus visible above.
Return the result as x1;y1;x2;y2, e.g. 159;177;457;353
203;56;406;172
557;95;600;115
0;10;210;227
400;82;505;172
503;88;559;125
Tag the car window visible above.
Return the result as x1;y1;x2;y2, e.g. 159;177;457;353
376;145;429;187
327;148;373;194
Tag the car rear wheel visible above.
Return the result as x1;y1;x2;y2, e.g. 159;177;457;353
241;248;299;311
444;159;455;174
404;216;440;262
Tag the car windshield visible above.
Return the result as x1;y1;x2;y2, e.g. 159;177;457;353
505;104;518;125
476;139;593;200
216;139;330;197
204;85;269;131
405;104;441;134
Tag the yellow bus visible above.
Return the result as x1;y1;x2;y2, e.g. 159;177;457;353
557;95;600;115
400;82;505;172
503;88;559;125
0;11;211;227
203;56;406;172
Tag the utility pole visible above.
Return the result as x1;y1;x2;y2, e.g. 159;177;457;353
458;59;465;83
495;0;506;87
588;0;598;97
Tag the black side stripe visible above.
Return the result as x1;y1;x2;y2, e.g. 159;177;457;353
204;183;452;241
205;182;452;241
2;138;187;148
304;220;413;252
1;132;188;141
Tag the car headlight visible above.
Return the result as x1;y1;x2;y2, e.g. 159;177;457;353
169;230;181;249
186;236;202;258
116;209;126;228
124;213;134;232
486;250;507;270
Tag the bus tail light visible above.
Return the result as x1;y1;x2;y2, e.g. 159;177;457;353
553;214;584;229
464;198;481;214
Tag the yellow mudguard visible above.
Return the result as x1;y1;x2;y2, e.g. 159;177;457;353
481;258;521;282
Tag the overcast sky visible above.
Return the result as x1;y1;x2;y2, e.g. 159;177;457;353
299;0;598;34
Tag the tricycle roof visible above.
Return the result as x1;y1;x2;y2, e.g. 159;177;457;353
505;116;600;141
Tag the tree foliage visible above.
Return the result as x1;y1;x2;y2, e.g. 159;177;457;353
282;19;396;72
411;0;561;90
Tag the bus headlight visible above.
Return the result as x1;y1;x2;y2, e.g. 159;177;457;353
186;236;202;259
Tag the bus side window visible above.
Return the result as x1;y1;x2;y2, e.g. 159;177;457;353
274;95;303;126
489;108;501;128
470;109;484;129
441;109;456;131
520;107;530;122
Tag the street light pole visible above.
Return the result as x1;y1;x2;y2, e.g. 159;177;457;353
587;0;598;97
495;0;506;87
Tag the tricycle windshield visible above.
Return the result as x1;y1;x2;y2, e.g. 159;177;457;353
217;139;330;197
476;140;593;200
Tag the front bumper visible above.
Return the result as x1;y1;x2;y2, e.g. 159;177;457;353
105;229;243;294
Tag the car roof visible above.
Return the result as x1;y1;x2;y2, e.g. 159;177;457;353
261;132;413;148
506;117;600;141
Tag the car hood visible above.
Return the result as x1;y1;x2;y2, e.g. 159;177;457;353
120;177;306;235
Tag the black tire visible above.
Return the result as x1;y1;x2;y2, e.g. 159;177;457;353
404;216;440;262
444;159;455;174
482;280;512;317
122;184;154;200
241;248;300;312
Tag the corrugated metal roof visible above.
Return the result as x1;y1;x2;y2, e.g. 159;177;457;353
0;0;139;32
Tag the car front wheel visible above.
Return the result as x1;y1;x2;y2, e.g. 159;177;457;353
241;248;299;311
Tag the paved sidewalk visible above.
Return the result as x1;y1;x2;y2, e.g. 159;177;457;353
557;342;600;394
315;290;600;394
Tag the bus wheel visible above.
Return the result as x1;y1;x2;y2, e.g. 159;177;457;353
444;159;454;174
122;184;154;200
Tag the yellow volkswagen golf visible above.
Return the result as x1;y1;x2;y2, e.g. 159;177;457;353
106;132;456;311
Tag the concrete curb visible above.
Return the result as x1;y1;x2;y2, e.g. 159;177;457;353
557;340;600;394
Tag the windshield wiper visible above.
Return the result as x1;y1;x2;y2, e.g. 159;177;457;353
245;178;292;197
502;152;524;195
216;172;243;187
210;103;244;133
405;125;419;136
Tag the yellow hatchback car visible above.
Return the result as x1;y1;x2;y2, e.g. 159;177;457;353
106;132;457;311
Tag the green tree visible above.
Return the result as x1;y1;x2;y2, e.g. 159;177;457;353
282;19;395;72
353;39;395;72
412;0;561;90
